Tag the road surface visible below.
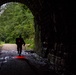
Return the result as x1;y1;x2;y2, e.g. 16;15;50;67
0;44;57;75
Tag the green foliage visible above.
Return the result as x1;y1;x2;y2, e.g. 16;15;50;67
25;38;35;50
0;2;35;49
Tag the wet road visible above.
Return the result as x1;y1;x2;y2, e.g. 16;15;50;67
0;44;38;75
0;58;37;75
0;50;42;75
0;50;44;75
0;44;57;75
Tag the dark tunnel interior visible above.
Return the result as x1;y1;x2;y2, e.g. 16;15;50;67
0;0;76;75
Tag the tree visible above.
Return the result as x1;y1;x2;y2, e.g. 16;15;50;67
0;2;35;45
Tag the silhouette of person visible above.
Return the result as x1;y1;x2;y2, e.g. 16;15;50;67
16;35;25;56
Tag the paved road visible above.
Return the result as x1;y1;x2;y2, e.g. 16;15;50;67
0;44;57;75
0;44;45;75
0;44;37;75
0;58;37;75
1;44;25;50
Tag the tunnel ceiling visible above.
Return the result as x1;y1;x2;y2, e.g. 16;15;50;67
0;0;73;26
0;0;46;17
0;0;70;20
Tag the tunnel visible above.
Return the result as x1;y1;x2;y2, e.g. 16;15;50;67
0;0;76;75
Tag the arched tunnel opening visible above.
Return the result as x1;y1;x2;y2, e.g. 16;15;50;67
0;2;35;50
0;0;76;75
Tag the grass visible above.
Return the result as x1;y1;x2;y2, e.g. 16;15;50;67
0;41;4;50
0;45;3;50
25;38;35;50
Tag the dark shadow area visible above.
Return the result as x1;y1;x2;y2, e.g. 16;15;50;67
15;56;58;75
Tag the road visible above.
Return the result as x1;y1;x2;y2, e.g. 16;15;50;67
0;44;57;75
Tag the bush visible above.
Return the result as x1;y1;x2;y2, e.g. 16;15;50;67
25;38;35;50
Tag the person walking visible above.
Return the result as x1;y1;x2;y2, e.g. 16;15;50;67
16;35;25;56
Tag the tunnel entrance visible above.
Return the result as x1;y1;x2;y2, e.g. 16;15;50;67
0;2;35;50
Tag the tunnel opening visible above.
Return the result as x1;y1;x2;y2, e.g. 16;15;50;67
0;2;35;50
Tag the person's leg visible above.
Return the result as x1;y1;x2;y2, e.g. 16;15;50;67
17;45;19;54
19;46;22;56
